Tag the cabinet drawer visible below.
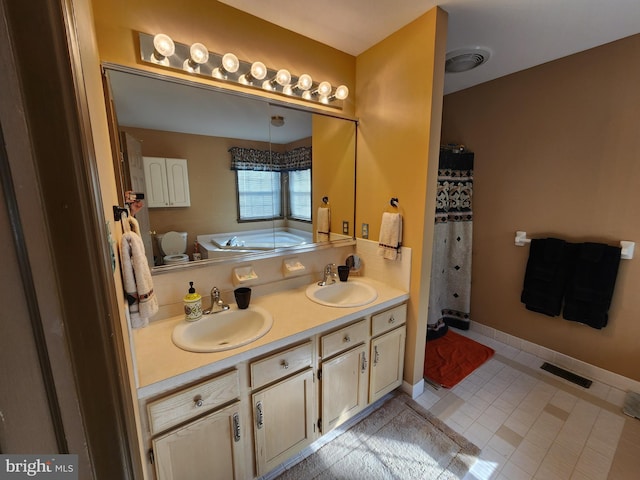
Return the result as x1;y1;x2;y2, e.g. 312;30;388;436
371;304;406;337
251;341;313;389
321;319;368;359
147;370;239;435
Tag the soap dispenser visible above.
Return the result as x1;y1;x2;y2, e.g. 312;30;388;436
184;281;202;322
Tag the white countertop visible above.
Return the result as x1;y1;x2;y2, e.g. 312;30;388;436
133;277;409;398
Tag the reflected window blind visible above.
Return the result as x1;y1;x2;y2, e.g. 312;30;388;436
237;170;281;220
289;169;311;221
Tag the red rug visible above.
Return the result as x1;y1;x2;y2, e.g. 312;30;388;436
424;330;495;388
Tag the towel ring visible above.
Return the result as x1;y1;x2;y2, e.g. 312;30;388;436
390;197;399;208
322;196;329;205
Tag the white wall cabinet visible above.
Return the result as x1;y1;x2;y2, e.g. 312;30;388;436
143;156;191;207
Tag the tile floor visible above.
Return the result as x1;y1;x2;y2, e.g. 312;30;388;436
415;330;640;480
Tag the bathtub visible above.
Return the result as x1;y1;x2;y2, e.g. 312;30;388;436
197;228;313;259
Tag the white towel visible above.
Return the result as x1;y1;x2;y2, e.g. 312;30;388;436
120;227;158;328
378;212;402;260
317;206;330;242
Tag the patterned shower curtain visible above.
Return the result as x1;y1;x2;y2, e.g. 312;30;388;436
427;148;474;340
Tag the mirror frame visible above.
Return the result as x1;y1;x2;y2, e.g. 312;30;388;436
103;63;358;274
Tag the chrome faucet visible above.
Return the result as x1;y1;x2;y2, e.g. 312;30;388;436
204;286;230;314
318;263;337;286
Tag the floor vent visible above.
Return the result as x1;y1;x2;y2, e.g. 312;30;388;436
540;362;592;388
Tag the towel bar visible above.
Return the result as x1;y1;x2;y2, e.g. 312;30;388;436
514;231;634;259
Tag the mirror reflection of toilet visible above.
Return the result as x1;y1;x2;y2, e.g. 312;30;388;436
157;231;189;264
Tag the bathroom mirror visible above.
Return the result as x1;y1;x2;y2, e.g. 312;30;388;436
105;66;356;272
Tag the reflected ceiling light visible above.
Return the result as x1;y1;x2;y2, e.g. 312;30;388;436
262;69;291;91
183;42;209;73
270;115;285;127
151;33;175;65
212;52;240;79
239;61;267;85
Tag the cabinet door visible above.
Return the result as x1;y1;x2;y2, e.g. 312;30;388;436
321;344;368;433
143;156;169;207
253;368;315;476
369;326;406;403
153;401;247;480
165;158;191;207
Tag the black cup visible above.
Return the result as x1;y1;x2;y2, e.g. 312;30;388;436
234;287;252;309
337;265;350;282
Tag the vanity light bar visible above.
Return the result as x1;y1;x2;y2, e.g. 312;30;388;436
139;32;349;108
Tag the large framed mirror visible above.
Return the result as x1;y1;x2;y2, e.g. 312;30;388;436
105;66;356;273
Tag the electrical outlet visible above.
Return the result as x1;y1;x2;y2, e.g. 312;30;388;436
342;221;349;235
362;223;369;239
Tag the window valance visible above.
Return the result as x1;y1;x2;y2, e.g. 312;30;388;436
229;146;312;172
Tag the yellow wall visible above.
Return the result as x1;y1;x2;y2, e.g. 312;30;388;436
92;0;448;386
312;115;356;238
441;34;640;381
91;0;355;116
356;8;448;385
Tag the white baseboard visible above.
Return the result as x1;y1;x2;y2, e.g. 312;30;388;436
402;378;425;399
470;322;640;395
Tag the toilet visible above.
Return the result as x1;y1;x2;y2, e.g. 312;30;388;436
157;231;189;264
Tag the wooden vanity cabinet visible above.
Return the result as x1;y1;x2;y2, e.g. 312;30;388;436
146;370;248;480
318;319;369;433
369;304;407;403
250;341;316;477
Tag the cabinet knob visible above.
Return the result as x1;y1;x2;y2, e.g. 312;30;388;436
194;396;204;408
388;316;395;324
281;360;289;369
343;334;351;343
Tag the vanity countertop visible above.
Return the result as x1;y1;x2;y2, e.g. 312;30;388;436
133;277;409;398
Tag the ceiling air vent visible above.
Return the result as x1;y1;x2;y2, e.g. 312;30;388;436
445;47;491;73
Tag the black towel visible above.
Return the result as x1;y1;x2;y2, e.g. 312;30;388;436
562;242;621;329
520;238;575;316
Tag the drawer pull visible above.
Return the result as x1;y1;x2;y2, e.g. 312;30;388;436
256;401;264;429
233;413;241;442
281;360;289;369
388;316;395;324
343;334;351;343
374;346;380;366
194;396;204;408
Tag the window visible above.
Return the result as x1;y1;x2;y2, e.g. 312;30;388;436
236;170;282;221
288;169;311;221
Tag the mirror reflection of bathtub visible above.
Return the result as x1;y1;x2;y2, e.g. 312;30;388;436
197;228;313;259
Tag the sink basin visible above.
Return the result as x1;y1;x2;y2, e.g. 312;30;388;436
305;280;378;308
172;306;273;353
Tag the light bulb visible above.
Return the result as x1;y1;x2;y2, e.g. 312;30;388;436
222;53;239;73
316;81;332;96
213;52;239;79
183;43;209;73
262;69;291;91
239;61;267;85
302;90;312;100
297;74;313;91
334;85;349;100
151;34;174;65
